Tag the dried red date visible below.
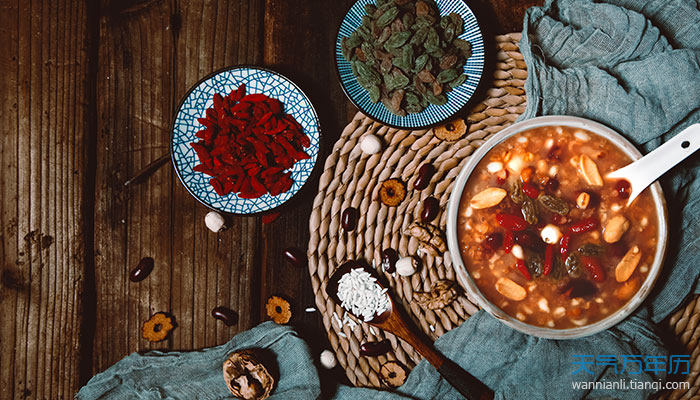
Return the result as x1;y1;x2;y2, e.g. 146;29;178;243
130;257;154;282
211;306;238;326
360;339;391;356
414;164;436;190
568;217;598;234
420;197;440;222
496;213;528;231
342;207;359;231
283;247;306;267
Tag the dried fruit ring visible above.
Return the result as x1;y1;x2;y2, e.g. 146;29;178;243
379;360;409;388
434;118;467;141
379;178;406;207
142;312;175;342
265;296;292;324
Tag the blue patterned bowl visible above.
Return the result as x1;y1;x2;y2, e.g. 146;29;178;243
170;66;320;215
336;0;485;129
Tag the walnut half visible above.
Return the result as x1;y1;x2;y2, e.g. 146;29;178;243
414;280;458;310
404;222;447;256
223;349;275;400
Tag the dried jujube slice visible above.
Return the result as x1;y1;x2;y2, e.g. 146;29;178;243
379;178;406;207
434;118;467;141
380;361;409;388
142;312;175;342
265;296;292;325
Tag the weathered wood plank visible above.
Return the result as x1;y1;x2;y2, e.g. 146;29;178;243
0;0;91;398
92;0;265;375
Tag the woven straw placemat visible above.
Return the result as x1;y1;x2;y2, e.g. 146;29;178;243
307;32;700;397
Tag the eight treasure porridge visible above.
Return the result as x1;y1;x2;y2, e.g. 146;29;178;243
457;125;659;329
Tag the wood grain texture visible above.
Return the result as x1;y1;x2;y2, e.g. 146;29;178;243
0;0;92;398
0;0;542;397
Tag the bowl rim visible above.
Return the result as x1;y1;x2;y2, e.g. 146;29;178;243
169;64;321;216
445;115;669;339
333;0;485;130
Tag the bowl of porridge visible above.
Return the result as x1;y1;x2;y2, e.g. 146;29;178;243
446;116;668;339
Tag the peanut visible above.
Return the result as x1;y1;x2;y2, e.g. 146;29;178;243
576;192;590;209
495;277;527;301
615;246;642;282
579;154;604;186
469;187;507;209
603;215;630;243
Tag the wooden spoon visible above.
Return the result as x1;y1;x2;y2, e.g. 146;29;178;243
606;123;699;205
326;261;493;400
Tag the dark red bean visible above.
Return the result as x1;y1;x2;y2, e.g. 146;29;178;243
514;231;545;252
568;217;598;234
211;306;238;326
360;339;391;356
414;164;436;190
546;145;561;161
381;248;399;273
341;207;359;231
522;182;539;198
545;178;559;193
560;278;597;298
283;247;306;267
482;232;503;253
615;179;631;200
420;197;440;222
496;213;528;231
129;257;154;282
580;256;606;282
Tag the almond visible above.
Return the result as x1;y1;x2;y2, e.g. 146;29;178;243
579;154;603;186
615;246;642;282
603;215;630;243
469;187;507;209
495;277;527;301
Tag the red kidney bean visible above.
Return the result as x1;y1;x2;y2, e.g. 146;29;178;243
580;256;606;282
516;259;531;280
359;339;391;356
615;179;631;200
420;197;440;222
283;247;306;267
568;217;598;234
129;257;154;282
560;278;597;298
522;182;539;198
211;306;238;326
503;231;514;253
546;145;561;161
560;233;571;261
496;213;528;231
341;207;359;231
482;232;503;253
381;248;399;273
514;230;545;252
543;245;553;275
545;178;559;193
414;163;436;190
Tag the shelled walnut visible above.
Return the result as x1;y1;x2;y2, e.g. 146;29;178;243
223;349;275;400
404;222;446;256
414;280;458;310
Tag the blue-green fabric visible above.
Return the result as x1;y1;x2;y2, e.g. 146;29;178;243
78;0;699;399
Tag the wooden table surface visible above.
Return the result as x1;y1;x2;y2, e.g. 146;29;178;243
0;0;537;398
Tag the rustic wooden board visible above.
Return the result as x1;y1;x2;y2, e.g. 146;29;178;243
0;1;93;398
0;0;541;397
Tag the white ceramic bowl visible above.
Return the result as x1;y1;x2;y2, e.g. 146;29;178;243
446;116;668;339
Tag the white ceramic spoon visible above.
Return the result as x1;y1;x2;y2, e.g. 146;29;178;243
607;123;700;205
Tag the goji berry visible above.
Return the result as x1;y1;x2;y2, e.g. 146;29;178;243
496;213;528;231
560;233;571;261
580;256;606;282
516;259;531;280
522;182;539;198
543;244;553;275
503;231;514;253
568;217;598;234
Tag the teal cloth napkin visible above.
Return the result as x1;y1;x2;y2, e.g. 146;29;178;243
78;0;699;398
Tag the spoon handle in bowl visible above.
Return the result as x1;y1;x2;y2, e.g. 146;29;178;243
607;123;699;201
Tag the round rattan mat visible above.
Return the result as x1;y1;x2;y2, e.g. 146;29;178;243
307;32;700;397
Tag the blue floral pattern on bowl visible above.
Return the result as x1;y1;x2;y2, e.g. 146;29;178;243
171;66;320;215
336;0;485;129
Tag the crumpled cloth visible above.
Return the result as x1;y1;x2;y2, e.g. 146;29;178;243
78;0;700;399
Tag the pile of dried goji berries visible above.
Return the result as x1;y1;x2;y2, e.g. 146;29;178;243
190;84;310;198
